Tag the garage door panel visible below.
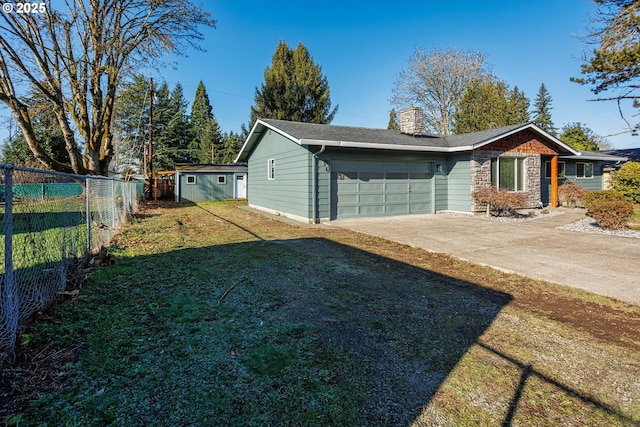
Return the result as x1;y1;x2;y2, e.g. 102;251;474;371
386;182;408;192
409;202;430;212
386;193;409;202
359;204;385;215
359;182;384;192
386;203;409;215
360;193;384;203
337;205;358;216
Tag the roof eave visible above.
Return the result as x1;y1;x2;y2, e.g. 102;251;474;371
559;154;628;162
301;139;471;152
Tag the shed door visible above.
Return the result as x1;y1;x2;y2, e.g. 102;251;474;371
235;174;247;199
330;160;433;219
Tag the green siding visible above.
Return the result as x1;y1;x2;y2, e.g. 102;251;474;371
445;152;472;212
248;130;311;219
541;159;604;204
178;172;236;202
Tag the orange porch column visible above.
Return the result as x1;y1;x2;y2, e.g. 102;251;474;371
550;155;558;208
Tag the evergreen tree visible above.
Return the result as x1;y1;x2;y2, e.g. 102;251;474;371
114;74;150;175
532;83;556;135
167;83;193;163
453;79;530;134
507;86;530;125
150;82;192;171
559;122;601;151
219;132;243;164
387;109;400;130
189;81;223;163
250;41;338;125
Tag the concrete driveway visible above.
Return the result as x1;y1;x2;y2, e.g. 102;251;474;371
332;210;640;306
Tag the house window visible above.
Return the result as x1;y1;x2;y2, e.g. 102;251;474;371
545;161;566;179
186;175;196;184
217;175;226;185
491;157;525;191
267;159;275;180
576;162;593;178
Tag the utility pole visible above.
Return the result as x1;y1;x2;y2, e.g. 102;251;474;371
148;78;154;199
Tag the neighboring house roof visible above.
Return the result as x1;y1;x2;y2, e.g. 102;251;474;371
175;164;248;173
236;119;588;162
600;148;640;162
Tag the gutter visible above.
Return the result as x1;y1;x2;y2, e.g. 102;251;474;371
312;145;326;224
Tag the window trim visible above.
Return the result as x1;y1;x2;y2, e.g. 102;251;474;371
491;156;526;192
576;162;594;179
217;175;226;185
545;161;566;179
267;158;275;180
186;175;197;185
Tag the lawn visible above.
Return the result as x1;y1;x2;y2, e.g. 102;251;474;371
2;200;639;426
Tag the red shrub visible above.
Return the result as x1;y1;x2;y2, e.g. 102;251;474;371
558;180;587;207
472;187;527;217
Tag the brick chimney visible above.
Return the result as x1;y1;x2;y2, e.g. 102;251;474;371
399;107;424;135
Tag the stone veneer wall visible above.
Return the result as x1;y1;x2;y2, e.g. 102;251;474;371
471;151;541;211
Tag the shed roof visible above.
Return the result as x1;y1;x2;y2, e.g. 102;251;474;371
235;119;626;162
175;164;247;173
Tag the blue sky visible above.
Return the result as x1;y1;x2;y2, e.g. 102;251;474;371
1;0;638;149
150;0;636;149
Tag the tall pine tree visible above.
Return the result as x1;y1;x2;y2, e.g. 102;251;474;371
190;81;223;163
532;83;556;135
250;41;338;125
150;82;192;171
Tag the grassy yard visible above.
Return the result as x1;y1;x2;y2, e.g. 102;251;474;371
2;201;639;426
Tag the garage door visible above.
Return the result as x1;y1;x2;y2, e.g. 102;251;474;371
330;160;433;219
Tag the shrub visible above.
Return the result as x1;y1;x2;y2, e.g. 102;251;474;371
584;189;625;206
611;161;640;203
584;190;634;230
557;180;587;207
472;187;527;217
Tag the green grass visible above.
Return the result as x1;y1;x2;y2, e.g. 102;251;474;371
4;201;639;426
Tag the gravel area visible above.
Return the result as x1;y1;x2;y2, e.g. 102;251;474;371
558;217;640;239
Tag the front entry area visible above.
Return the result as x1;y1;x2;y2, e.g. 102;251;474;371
330;160;434;219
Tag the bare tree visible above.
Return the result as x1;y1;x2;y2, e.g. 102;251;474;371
0;0;215;175
391;47;489;135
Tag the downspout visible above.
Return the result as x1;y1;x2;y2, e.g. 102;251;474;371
312;145;326;224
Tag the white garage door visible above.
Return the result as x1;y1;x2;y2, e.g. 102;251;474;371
330;160;433;219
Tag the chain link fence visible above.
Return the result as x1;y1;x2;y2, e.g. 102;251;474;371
0;164;144;357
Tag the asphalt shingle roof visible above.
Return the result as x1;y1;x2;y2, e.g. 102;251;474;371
261;119;529;149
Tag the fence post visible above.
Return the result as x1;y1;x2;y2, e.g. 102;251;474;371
3;166;17;351
85;178;91;254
